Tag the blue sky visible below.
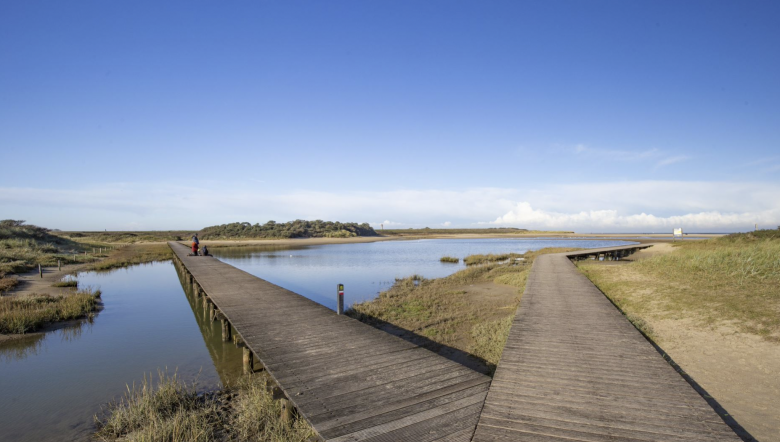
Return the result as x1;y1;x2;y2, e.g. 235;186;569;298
1;1;779;232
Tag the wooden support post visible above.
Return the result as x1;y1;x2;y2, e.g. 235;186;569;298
58;259;61;271
243;347;253;374
221;318;231;342
209;304;216;321
280;399;292;424
39;263;42;278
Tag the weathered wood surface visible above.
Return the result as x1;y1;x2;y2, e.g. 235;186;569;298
473;244;741;441
169;242;490;442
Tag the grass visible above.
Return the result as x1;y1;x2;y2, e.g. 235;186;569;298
347;247;580;373
58;230;192;244
577;229;780;341
0;220;104;276
52;280;78;288
0;276;18;293
463;253;525;266
0;288;101;334
94;371;314;442
439;256;460;263
87;244;173;271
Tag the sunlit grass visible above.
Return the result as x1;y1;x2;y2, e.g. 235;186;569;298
94;371;314;442
0;288;101;334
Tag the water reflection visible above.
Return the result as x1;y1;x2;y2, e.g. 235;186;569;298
173;263;243;387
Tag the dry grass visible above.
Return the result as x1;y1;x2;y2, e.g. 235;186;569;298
52;280;78;288
0;288;101;334
94;371;314;442
0;276;18;293
439;256;460;263
578;231;780;341
347;247;580;373
463;253;525;266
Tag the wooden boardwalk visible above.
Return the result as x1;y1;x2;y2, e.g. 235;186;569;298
473;245;742;442
169;242;490;442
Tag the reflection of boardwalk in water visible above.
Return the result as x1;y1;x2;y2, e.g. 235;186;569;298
174;264;244;387
473;245;743;442
170;241;491;441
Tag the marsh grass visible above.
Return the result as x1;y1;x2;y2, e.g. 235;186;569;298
52;280;78;288
88;244;173;272
463;253;525;266
94;371;314;442
439;256;459;263
0;288;100;334
578;230;780;341
348;247;580;373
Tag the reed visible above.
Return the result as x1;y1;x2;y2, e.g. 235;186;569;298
94;371;314;442
0;288;100;334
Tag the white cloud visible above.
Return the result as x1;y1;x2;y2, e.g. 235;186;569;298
490;201;780;232
442;221;452;227
655;155;691;167
1;180;779;232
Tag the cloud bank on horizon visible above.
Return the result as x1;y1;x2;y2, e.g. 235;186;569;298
2;180;777;233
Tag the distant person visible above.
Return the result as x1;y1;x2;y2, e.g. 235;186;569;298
200;245;209;256
191;242;198;255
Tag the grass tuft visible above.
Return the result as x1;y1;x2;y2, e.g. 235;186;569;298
0;288;101;334
52;280;78;288
94;371;314;442
439;256;459;263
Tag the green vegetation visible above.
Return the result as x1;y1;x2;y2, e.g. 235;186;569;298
52;280;78;288
0;220;90;276
578;229;780;341
87;244;173;272
463;253;525;266
200;220;377;240
94;371;314;442
59;230;191;244
380;227;574;236
347;247;580;373
439;256;459;263
0;288;101;334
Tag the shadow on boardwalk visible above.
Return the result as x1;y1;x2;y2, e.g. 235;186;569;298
350;313;494;376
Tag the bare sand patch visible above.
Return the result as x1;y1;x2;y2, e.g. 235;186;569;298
578;244;779;441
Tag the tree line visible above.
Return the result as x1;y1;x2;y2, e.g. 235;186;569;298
199;220;377;239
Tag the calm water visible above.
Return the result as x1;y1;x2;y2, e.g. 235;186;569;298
0;238;633;441
0;262;243;442
212;238;635;310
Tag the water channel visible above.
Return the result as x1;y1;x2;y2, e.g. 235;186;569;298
0;238;634;441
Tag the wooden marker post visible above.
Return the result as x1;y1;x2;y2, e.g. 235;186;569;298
337;284;344;315
280;399;292;424
243;347;253;374
58;259;61;271
39;264;42;278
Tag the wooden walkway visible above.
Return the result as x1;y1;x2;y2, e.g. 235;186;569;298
472;244;742;442
169;242;490;442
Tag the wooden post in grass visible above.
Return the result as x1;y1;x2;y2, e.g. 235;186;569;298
39;264;42;278
280;399;292;424
243;347;253;373
58;259;61;271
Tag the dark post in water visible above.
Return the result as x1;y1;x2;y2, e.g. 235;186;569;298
337;283;344;315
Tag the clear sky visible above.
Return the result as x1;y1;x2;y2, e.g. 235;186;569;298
1;1;778;232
